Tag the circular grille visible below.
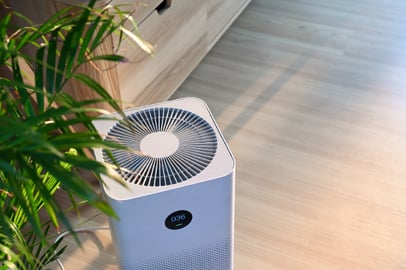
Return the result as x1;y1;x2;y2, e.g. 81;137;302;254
102;107;217;186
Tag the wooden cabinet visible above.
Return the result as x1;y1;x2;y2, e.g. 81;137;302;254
114;0;251;108
116;0;208;107
8;0;251;109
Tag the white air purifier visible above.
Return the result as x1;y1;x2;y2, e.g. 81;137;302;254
93;97;235;270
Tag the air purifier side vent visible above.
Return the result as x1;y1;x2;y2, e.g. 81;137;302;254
102;107;218;187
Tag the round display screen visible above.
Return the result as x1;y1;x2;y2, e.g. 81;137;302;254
165;210;193;230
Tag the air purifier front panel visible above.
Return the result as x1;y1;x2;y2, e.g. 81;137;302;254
93;97;235;270
111;173;234;270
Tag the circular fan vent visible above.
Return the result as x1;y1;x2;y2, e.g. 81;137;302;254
102;107;218;186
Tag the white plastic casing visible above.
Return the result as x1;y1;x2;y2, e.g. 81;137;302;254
93;97;235;270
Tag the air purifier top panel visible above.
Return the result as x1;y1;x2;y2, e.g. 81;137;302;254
93;97;235;200
102;107;218;186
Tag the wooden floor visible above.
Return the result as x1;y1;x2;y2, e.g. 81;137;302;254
57;0;406;269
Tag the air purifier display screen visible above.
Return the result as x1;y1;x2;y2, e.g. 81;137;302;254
165;210;193;230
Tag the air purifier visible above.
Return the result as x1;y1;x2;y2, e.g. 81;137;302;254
93;97;235;270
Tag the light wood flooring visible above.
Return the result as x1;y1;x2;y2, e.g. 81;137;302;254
57;0;406;269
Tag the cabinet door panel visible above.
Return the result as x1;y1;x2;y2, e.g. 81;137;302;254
117;0;207;107
110;0;163;24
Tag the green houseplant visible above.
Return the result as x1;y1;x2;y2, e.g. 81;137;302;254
0;0;152;268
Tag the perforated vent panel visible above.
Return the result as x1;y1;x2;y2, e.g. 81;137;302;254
102;107;217;186
120;239;232;270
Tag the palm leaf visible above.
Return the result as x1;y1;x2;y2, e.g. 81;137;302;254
45;30;58;94
34;46;46;113
72;72;122;113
